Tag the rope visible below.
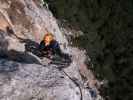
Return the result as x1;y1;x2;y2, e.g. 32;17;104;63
39;58;83;100
61;69;83;100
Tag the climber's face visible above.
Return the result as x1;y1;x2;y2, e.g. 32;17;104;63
44;35;53;44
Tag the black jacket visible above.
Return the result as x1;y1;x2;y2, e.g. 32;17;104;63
39;40;62;56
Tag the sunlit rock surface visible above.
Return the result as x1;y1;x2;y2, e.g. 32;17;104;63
0;59;81;100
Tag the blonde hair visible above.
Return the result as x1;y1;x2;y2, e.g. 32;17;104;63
43;33;54;43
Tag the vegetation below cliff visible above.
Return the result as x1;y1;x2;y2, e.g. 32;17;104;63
45;0;133;100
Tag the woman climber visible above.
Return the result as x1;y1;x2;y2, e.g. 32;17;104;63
39;33;72;63
39;33;62;58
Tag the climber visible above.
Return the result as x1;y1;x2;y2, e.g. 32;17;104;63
39;33;62;58
39;33;72;63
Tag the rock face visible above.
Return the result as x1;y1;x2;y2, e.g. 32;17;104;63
0;0;101;100
0;0;67;46
0;59;81;100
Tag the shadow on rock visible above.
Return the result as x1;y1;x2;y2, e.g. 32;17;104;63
22;39;42;57
0;29;41;65
0;59;19;73
6;26;42;57
0;29;9;57
6;50;41;64
0;49;41;65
